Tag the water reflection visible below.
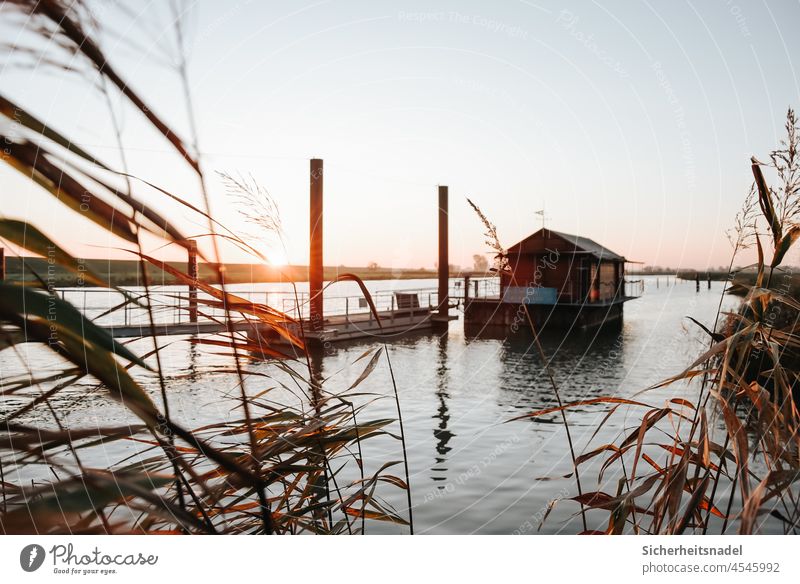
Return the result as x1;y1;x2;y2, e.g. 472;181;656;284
491;324;629;413
431;334;454;485
185;338;200;383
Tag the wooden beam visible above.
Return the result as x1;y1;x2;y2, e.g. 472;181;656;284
438;185;449;318
310;159;324;332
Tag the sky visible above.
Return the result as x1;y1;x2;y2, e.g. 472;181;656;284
2;0;800;270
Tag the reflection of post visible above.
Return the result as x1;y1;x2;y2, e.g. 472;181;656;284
432;335;454;484
310;159;324;334
308;344;324;412
186;339;199;382
307;342;328;528
187;240;198;323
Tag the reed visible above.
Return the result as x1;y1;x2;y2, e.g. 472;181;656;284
0;0;411;534
513;108;800;534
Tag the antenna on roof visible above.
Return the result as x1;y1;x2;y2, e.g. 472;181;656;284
535;207;548;230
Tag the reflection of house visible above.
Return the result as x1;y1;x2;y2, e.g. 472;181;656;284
466;228;637;332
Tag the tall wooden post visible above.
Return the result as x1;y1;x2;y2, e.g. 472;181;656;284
438;185;449;318
307;160;326;518
187;240;198;323
310;159;324;332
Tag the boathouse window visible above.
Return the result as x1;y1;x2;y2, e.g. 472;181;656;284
599;263;617;300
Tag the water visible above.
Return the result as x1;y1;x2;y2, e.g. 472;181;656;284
1;275;747;533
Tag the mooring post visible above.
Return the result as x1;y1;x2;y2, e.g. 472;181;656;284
310;159;324;334
707;273;711;289
437;185;449;320
695;272;700;292
187;240;198;323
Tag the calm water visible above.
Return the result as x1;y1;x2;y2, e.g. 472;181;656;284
2;276;748;534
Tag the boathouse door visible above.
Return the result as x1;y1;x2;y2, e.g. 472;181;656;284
577;263;589;303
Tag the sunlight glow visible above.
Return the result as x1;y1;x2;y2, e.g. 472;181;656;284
267;249;289;266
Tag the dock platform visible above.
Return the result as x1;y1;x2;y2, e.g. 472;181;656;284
42;285;473;347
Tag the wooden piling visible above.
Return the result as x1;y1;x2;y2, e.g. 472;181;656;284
310;159;324;332
438;185;449;318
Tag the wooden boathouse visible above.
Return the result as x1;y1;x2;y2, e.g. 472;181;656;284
464;228;637;332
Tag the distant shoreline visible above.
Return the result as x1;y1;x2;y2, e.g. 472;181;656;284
4;257;482;287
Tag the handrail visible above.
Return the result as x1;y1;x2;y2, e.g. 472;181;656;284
53;274;638;330
53;277;503;328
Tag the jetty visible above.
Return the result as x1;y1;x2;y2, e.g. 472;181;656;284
43;160;462;346
31;158;640;348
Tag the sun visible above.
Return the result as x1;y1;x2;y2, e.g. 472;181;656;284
267;249;289;266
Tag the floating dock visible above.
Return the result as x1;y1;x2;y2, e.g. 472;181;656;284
34;160;642;350
51;283;464;346
464;296;628;335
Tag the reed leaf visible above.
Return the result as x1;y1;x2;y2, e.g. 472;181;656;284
2;139;137;242
0;219;108;287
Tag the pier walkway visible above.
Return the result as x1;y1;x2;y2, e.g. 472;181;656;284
49;279;497;344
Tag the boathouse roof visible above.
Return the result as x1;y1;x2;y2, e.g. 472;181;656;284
506;228;626;262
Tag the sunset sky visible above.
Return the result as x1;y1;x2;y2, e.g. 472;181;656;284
3;0;800;270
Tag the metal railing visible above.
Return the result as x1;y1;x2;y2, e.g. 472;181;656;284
453;276;642;306
54;287;442;328
52;277;504;329
624;278;645;298
54;274;637;330
276;289;440;321
449;277;501;300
